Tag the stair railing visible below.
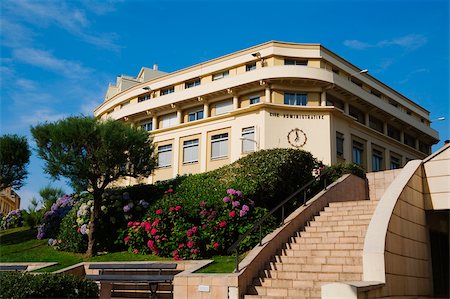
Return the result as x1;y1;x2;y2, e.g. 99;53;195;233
227;167;330;273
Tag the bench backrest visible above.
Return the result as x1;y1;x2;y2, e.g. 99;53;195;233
89;263;177;270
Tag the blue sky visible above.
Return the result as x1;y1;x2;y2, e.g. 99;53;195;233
1;0;449;209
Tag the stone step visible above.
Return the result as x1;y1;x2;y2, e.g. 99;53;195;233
272;255;362;266
328;200;377;208
289;236;365;245
309;219;370;227
248;285;322;297
267;261;362;273
281;248;362;257
302;227;367;237
316;213;374;221
284;242;364;251
320;208;375;216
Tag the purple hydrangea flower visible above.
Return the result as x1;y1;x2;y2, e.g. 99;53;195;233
80;224;87;235
236;191;243;197
139;200;149;209
240;210;247;217
123;205;131;213
232;201;240;208
227;189;236;195
242;204;250;212
223;196;230;203
48;238;54;246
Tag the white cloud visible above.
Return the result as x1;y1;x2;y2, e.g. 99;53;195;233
80;99;102;116
372;58;395;73
12;48;92;78
19;108;67;128
15;79;37;90
344;34;428;51
397;68;430;84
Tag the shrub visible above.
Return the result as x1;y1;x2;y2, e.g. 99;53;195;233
121;189;275;259
1;209;23;230
0;271;98;298
323;163;366;182
57;199;89;253
37;194;78;239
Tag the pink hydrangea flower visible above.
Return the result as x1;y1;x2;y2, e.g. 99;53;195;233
213;243;219;249
242;204;250;212
124;236;130;243
229;210;236;218
223;196;230;203
240;210;247;217
232;201;240;207
227;189;236;195
156;209;162;215
236;191;243;197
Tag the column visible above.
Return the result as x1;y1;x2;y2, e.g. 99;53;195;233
152;115;158;130
320;91;327;107
383;122;388;135
400;131;404;144
365;113;370;126
177;109;182;125
344;102;350;115
265;86;271;103
415;139;419;150
233;95;239;110
172;137;180;178
203;102;209;118
366;142;372;172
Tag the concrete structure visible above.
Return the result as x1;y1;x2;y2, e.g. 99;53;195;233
168;144;449;299
0;187;21;215
95;41;439;184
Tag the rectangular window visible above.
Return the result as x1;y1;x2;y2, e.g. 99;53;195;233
390;154;401;169
212;70;229;81
284;59;308;66
215;100;233;115
369;116;384;133
211;133;228;160
140;121;152;132
249;96;260;105
185;78;200;89
372;149;383;172
157;144;172;168
183;139;199;164
188;110;204;122
336;132;344;158
160;113;178;128
352;140;364;167
387;125;401;141
404;133;416;148
138;94;151;102
161;86;174;95
349;105;364;124
242;127;256;153
419;141;430;155
246;63;256;71
284;93;308;106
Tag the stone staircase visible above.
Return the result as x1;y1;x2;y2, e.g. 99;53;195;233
245;199;379;299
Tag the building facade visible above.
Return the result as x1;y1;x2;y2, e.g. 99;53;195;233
0;187;21;215
94;41;439;184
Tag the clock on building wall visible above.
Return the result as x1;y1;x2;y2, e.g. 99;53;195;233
287;128;307;148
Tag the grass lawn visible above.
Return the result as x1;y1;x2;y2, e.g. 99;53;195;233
0;227;242;273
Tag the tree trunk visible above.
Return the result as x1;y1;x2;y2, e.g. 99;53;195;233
86;191;102;257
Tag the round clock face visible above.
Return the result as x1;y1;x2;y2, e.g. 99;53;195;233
287;128;307;148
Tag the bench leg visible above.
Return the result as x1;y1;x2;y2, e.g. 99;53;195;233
99;282;113;299
149;282;159;299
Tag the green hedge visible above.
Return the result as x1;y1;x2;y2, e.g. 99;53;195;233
0;272;98;298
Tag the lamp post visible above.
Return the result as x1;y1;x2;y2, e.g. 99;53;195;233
349;69;368;77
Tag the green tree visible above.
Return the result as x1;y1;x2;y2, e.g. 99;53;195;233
39;185;65;210
0;134;31;190
31;116;155;256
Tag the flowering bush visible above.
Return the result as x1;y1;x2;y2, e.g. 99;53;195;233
1;209;23;230
75;199;94;236
121;189;273;259
37;194;77;239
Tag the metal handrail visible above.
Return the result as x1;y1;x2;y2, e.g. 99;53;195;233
227;168;329;273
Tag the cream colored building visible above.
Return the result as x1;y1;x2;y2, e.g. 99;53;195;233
0;187;21;215
94;41;439;183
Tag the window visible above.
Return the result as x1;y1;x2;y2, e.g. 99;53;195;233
371;89;382;98
183;139;199;164
185;78;200;89
403;133;416;148
246;63;256;72
249;96;260;105
284;59;308;66
389;100;399;108
387;125;401;141
369;116;384;133
390;154;401;169
284;93;307;106
336;132;344;158
372;149;383;172
160;113;178;128
138;94;151;102
188;110;204;122
350;78;363;87
140;121;152;132
419;141;430;155
242;127;255;153
215;100;233;115
349;105;364;124
211;133;228;160
212;70;229;81
352;140;364;167
157;144;172;168
161;86;174;95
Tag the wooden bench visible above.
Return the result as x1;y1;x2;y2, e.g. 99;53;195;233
85;263;177;298
0;265;28;271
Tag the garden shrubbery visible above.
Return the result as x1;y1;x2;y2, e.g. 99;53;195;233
0;271;98;298
0;209;23;230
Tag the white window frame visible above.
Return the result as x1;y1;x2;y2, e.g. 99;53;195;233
249;96;260;105
211;133;228;160
212;70;229;81
284;93;308;106
141;121;152;132
161;86;174;95
185;78;201;89
246;63;256;72
138;94;151;102
284;59;308;66
242;126;256;153
183;139;199;164
188;110;204;122
157;144;172;168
